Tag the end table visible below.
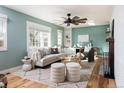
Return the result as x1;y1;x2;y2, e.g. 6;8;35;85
21;59;32;71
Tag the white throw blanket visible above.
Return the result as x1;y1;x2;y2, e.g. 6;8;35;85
31;51;41;69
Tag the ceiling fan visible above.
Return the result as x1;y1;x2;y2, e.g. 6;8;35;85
62;13;88;26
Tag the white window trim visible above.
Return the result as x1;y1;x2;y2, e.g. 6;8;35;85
26;21;51;50
0;13;7;51
57;30;63;47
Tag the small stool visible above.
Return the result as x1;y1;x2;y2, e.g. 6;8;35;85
66;62;80;82
50;63;65;83
22;59;32;71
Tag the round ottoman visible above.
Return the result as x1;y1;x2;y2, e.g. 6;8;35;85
50;63;65;83
66;62;80;82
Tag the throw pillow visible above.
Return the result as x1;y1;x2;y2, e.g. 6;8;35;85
51;48;59;54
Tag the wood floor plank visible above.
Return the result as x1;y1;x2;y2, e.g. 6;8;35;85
8;79;29;88
107;79;116;88
6;74;48;88
18;80;48;88
7;75;22;84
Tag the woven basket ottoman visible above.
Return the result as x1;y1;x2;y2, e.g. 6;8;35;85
66;62;81;82
50;63;65;83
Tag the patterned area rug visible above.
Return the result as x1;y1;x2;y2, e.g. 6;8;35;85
12;61;96;88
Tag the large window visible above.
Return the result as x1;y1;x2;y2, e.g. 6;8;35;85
0;14;7;51
57;30;63;47
27;21;51;48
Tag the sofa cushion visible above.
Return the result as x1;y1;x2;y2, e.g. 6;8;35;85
55;53;65;57
44;48;51;55
40;54;59;66
42;54;58;60
40;53;65;63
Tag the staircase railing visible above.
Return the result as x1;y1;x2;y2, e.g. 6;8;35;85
99;48;110;78
103;52;110;78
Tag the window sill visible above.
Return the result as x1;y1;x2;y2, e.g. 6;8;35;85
0;48;8;52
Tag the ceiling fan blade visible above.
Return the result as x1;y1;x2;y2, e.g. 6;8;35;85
72;21;79;25
72;16;80;21
81;18;88;20
77;18;87;23
75;22;79;25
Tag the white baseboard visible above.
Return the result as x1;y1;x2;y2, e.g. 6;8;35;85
0;65;22;74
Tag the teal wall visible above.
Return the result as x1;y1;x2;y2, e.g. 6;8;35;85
0;6;64;70
72;25;109;53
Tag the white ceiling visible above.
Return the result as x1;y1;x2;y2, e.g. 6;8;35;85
5;5;113;28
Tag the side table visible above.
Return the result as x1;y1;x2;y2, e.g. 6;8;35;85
21;59;32;71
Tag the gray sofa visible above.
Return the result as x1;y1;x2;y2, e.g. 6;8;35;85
27;48;65;67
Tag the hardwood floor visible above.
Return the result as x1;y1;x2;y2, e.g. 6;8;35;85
87;74;116;88
6;56;116;88
87;57;116;88
7;74;48;88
